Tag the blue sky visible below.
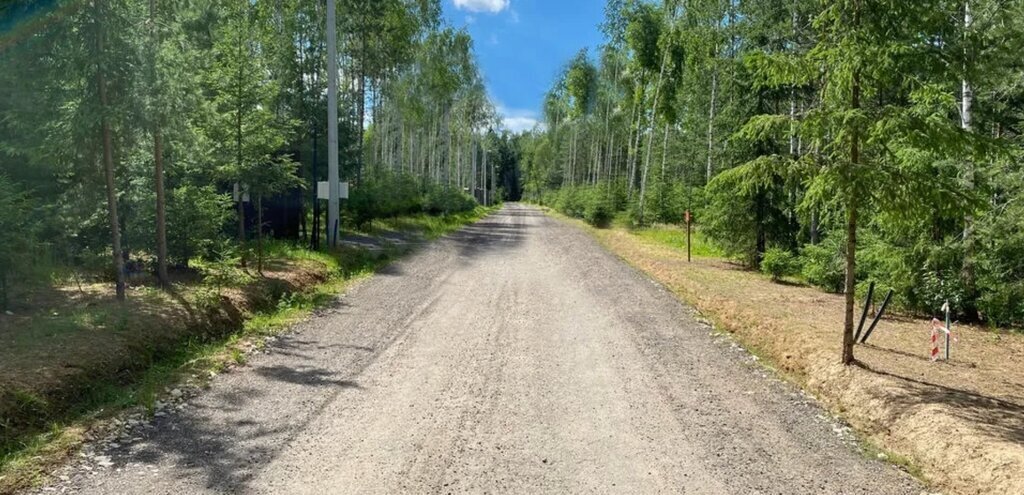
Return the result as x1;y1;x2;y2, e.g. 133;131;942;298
441;0;606;132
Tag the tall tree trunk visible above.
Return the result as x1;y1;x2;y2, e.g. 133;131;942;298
235;8;246;266
639;37;670;224
624;96;638;199
96;5;126;301
471;135;478;201
961;0;977;318
154;131;169;285
356;33;366;184
257;196;263;274
627;75;645;200
149;0;169;287
570;127;578;186
842;68;861;366
706;70;717;184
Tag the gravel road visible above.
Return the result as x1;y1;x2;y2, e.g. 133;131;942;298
42;203;922;494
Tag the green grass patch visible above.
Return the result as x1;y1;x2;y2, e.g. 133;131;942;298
631;225;724;258
368;205;496;240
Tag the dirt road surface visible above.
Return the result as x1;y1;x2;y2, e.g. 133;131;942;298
39;204;921;494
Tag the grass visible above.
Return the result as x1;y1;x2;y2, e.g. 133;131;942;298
368;206;498;240
0;207;492;493
856;433;925;480
630;225;725;259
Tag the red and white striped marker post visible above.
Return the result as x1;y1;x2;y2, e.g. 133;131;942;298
930;301;956;362
930;319;945;361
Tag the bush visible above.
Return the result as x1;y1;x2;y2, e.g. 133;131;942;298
555;187;585;218
167;184;232;267
761;247;800;282
978;282;1024;327
583;191;613;228
550;186;615;228
346;172;424;227
800;238;845;292
345;172;476;229
423;187;477;215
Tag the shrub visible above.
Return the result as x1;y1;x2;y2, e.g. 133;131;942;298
761;247;799;282
583;191;613;228
800;238;845;292
978;282;1024;327
423;187;477;215
555;187;585;218
167;184;232;268
346;172;424;227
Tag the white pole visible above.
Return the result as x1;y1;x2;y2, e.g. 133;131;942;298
326;0;340;246
482;142;488;206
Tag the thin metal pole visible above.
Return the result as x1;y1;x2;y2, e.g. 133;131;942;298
326;0;339;247
945;301;951;360
860;289;893;344
854;281;875;343
686;210;691;263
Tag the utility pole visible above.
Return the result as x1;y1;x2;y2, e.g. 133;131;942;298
326;0;340;247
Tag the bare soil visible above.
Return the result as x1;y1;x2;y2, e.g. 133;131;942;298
586;221;1024;495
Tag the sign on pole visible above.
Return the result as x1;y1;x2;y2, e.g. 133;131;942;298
233;183;250;203
317;181;349;200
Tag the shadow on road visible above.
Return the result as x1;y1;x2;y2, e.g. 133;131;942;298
95;206;534;492
448;207;530;258
116;339;370;491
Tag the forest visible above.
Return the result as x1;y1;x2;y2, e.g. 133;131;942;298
0;0;525;309
520;0;1024;361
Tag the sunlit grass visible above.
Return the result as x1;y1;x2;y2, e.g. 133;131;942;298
367;206;496;240
631;224;724;259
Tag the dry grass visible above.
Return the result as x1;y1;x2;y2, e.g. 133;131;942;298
568;216;1023;495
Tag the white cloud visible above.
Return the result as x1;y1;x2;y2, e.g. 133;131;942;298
498;106;544;133
453;0;509;14
502;116;540;133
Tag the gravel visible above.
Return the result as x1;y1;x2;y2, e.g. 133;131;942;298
33;203;922;494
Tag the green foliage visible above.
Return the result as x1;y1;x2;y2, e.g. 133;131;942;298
978;283;1024;327
702;161;796;267
583;192;613;228
800;238;846;294
0;175;33;308
566;50;598;118
346;171;478;229
522;0;1024;335
549;186;615;228
346;172;424;227
167;185;233;267
423;187;478;216
761;248;800;282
